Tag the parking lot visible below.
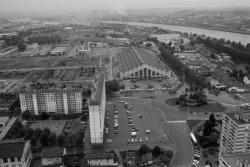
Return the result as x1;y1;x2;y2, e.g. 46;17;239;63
104;98;170;150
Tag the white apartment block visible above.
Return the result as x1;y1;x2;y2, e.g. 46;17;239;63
0;140;32;167
89;74;106;145
19;89;82;115
219;109;250;167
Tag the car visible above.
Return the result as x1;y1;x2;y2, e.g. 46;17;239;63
131;138;134;143
145;137;149;142
139;138;142;143
129;124;134;127
106;116;109;120
127;139;131;143
113;110;118;114
114;115;119;119
134;139;138;143
146;129;151;133
138;114;142;118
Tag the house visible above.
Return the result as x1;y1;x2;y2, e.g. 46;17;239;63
41;147;65;167
137;152;153;166
124;151;136;167
85;152;118;167
0;140;32;167
243;76;250;85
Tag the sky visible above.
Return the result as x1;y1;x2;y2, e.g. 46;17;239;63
1;0;250;15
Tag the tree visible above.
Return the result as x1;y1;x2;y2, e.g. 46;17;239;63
209;113;216;127
57;133;65;146
246;43;250;52
75;132;83;146
22;110;31;120
106;80;120;95
138;144;151;155
48;133;56;146
152;145;162;157
17;41;26;51
41;112;49;120
203;120;213;136
30;134;38;146
24;128;34;139
40;132;49;146
43;127;51;136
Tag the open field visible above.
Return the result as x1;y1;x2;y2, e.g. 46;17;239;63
30;120;66;135
54;57;99;67
22;68;96;83
0;56;59;70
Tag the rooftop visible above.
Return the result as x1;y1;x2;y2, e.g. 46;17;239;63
222;152;250;167
0;139;26;158
226;108;250;124
89;73;105;105
117;47;166;73
19;88;82;94
85;152;115;160
50;47;67;53
41;147;64;158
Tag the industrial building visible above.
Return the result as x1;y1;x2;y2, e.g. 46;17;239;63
19;88;82;115
89;73;106;145
116;47;171;80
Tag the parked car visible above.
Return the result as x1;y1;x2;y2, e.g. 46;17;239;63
146;129;151;133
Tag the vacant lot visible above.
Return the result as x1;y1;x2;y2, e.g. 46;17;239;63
54;57;99;67
0;56;58;70
30;120;66;135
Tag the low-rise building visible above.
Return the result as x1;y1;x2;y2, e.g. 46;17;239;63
85;152;117;167
0;117;17;140
0;140;32;167
41;147;65;167
50;47;67;56
219;152;250;167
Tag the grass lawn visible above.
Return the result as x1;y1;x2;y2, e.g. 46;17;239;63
187;120;203;131
179;101;225;113
30;120;66;135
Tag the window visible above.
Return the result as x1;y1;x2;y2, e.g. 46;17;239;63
3;158;8;163
10;157;15;162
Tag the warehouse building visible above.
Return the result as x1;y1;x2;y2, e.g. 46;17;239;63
89;73;106;145
50;47;67;56
116;47;171;80
19;88;82;115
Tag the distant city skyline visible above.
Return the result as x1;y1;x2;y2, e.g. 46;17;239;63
0;0;250;16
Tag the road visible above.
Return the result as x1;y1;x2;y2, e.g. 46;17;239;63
0;65;97;73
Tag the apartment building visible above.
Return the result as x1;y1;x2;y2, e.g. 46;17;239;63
19;89;82;115
219;108;250;166
219;109;250;154
0;140;32;167
89;73;106;145
219;152;250;167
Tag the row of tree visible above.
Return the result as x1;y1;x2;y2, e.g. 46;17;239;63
27;35;62;45
6;120;83;148
194;36;250;64
159;43;207;88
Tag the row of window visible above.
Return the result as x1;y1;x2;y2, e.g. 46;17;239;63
2;157;21;163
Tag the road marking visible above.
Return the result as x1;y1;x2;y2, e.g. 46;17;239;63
167;120;186;123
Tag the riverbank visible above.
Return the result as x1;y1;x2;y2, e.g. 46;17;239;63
103;21;250;45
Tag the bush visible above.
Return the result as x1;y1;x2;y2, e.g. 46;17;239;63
138;144;151;155
40;112;49;120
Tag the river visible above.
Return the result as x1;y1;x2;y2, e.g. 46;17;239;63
103;21;250;45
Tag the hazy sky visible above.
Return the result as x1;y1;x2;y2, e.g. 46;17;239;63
1;0;250;15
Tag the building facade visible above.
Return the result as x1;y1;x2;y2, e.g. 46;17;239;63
19;89;82;115
219;109;250;166
0;140;32;167
219;152;250;167
41;147;65;167
85;152;117;167
89;74;106;145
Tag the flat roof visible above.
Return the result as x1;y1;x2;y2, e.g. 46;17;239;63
222;152;250;166
42;147;64;158
226;108;250;124
50;47;67;53
89;73;105;105
117;47;166;73
0;139;26;158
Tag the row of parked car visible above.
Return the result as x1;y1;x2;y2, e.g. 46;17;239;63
191;148;200;167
